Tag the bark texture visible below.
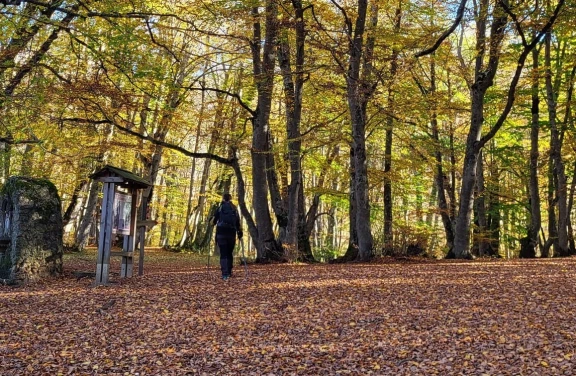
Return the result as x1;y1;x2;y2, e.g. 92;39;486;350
0;177;63;285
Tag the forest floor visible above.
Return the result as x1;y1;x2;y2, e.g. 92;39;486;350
1;250;576;375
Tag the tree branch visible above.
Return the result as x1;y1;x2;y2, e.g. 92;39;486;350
414;0;468;58
144;18;180;63
479;0;565;148
61;117;236;165
499;0;527;46
185;86;256;117
38;63;71;84
0;136;40;144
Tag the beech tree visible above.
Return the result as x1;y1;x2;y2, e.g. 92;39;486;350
2;0;576;260
449;0;565;258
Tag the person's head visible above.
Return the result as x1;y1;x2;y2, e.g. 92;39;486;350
223;193;232;202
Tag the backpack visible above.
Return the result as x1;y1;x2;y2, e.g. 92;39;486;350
217;201;237;229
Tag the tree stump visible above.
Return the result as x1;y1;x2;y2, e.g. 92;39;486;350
0;177;63;285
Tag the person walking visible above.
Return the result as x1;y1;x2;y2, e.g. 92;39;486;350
212;193;243;280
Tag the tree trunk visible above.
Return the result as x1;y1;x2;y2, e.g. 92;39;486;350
564;67;576;254
383;118;393;254
141;54;189;232
486;157;501;257
420;56;455;251
452;0;508;259
190;93;229;248
160;175;171;247
276;0;306;259
20;144;34;176
544;31;569;256
62;178;89;227
75;178;100;251
522;46;542;258
449;123;457;221
249;2;282;262
452;88;485;259
0;134;11;182
473;150;489;257
544;155;557;258
383;5;402;256
299;146;339;262
338;148;359;262
567;161;576;253
297;177;315;262
179;86;205;247
0;2;78;108
346;0;377;261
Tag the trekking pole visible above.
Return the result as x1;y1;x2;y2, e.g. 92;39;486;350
240;240;249;279
207;220;216;280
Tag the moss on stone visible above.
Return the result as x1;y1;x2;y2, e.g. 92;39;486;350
0;176;63;285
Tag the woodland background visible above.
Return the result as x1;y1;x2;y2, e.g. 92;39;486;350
1;0;575;262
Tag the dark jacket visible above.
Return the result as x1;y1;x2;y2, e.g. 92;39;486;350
213;201;242;238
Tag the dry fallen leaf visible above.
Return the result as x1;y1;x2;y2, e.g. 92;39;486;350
1;251;576;375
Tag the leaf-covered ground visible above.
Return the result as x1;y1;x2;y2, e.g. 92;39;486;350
1;251;576;375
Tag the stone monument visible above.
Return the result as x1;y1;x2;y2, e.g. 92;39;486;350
0;176;63;285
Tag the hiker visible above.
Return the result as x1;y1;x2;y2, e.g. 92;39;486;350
212;193;243;280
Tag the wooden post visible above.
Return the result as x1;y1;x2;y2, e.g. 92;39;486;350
91;166;151;284
138;194;148;276
121;189;138;278
120;236;130;278
138;226;145;276
95;182;115;285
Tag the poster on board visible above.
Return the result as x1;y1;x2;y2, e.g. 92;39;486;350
113;192;132;235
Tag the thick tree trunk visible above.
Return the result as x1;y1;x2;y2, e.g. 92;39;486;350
544;32;569;256
451;0;508;259
346;0;375;261
276;1;306;259
266;150;288;243
473;150;489;256
522;47;542;258
452;89;484;259
249;2;282;262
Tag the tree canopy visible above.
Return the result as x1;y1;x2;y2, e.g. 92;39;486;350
1;0;575;261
